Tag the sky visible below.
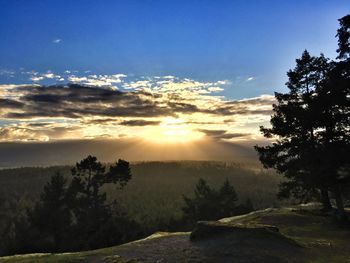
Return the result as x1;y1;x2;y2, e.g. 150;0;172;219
0;1;349;165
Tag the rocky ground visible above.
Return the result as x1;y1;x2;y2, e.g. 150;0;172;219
1;205;349;263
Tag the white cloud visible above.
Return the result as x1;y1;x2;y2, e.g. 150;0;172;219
208;87;224;92
29;71;63;82
67;73;127;87
52;39;62;44
246;77;254;81
30;76;44;82
42;73;56;79
0;69;15;77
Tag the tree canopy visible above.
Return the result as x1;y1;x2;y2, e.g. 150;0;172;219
255;15;350;219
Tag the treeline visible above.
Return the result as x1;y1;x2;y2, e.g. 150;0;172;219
0;157;255;256
256;15;350;220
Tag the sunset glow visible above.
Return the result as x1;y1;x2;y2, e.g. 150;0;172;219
0;1;347;165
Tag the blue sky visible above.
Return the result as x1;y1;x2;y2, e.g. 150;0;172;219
0;1;348;99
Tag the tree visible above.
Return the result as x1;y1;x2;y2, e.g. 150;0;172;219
315;14;350;217
25;156;136;252
182;178;252;224
336;15;350;60
28;173;71;251
68;155;133;249
182;178;217;223
255;50;332;209
218;179;238;216
255;15;350;218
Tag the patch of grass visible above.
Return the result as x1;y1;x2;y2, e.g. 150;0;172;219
0;253;86;263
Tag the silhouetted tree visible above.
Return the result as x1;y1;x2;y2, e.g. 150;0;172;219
28;173;71;251
336;15;350;60
218;179;238;216
23;156;138;252
68;155;133;249
182;178;216;223
315;14;350;217
182;178;252;224
69;155;109;241
255;50;332;209
256;15;350;218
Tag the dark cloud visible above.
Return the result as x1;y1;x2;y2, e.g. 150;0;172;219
198;129;251;140
5;84;174;119
167;101;199;113
0;98;24;109
216;133;251;139
1;84;274;121
205;106;272;116
201;96;275;116
198;129;227;137
225;97;275;106
119;120;161;126
26;122;54;127
83;118;119;125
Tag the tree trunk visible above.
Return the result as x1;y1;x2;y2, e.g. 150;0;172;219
334;185;347;222
320;187;332;211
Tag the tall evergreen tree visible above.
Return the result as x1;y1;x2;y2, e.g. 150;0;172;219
314;14;350;216
68;155;133;248
255;50;332;209
28;173;71;251
256;15;350;217
182;178;251;224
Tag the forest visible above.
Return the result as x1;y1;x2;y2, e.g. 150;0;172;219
0;160;281;256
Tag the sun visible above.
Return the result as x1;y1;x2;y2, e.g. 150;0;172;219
146;118;203;144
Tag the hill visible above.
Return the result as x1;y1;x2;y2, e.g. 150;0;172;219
1;205;349;263
0;161;283;234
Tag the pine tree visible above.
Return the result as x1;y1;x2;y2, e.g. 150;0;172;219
28;173;71;251
218;179;238;216
68;155;133;248
255;50;332;209
256;15;350;217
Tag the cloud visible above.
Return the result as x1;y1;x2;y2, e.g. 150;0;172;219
119;120;161;126
30;76;44;82
122;76;228;96
68;74;126;87
29;71;64;82
0;69;15;77
2;84;174;119
52;39;62;44
246;77;254;81
0;83;274;121
0;123;82;142
0;78;274;142
0;98;24;110
198;129;251;141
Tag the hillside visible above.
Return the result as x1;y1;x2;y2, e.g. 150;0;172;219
1;205;349;263
0;161;282;234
